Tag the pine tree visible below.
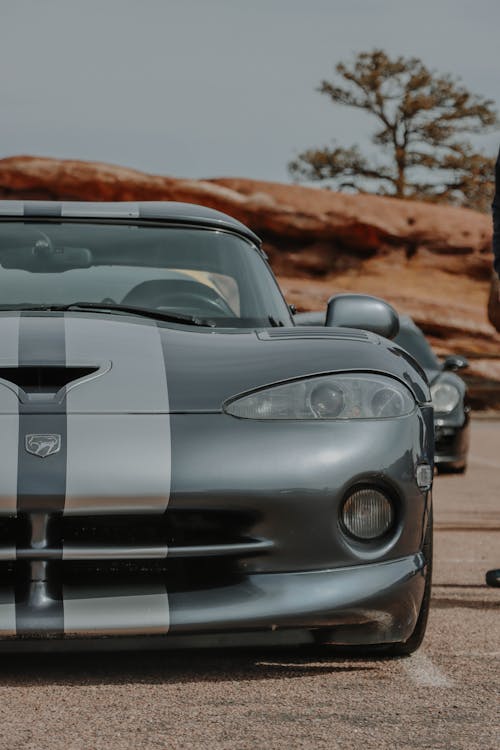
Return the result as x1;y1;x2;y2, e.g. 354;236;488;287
289;50;498;211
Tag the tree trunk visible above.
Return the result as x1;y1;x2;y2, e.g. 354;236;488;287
394;147;406;198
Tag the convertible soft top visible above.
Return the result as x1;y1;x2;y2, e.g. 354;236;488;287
0;200;261;247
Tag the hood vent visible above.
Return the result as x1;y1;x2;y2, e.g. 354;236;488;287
258;328;370;342
0;366;99;398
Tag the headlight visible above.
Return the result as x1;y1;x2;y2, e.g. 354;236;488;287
224;373;415;420
430;382;460;413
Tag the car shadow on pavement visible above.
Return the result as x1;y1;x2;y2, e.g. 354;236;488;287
0;647;382;687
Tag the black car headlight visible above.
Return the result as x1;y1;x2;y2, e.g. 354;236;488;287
430;382;460;414
224;373;415;420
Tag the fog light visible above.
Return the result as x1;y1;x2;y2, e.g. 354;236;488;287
341;488;394;540
416;463;433;491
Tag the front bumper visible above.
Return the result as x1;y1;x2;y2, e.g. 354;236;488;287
0;409;433;648
434;417;470;468
0;553;426;651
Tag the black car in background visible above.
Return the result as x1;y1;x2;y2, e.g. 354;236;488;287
296;312;470;473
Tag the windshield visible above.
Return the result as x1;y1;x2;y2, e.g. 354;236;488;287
0;222;292;327
394;325;440;371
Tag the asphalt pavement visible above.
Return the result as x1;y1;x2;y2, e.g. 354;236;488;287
0;420;498;750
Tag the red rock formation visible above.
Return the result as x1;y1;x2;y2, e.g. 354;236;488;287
0;155;498;407
0;155;491;250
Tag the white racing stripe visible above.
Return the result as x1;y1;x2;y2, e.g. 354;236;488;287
61;202;140;218
0;202;23;216
63;316;171;413
64;414;172;514
0;316;20;368
0;590;16;635
402;653;453;688
61;315;171;634
0;415;19;515
63;585;169;635
64;317;171;514
0;316;20;515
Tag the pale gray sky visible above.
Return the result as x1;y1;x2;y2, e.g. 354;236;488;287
1;0;498;181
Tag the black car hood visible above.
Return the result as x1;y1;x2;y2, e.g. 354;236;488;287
0;313;430;414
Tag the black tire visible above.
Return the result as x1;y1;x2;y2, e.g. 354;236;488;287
385;505;433;656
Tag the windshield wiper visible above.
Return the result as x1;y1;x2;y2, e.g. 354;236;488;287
70;302;216;327
0;302;215;328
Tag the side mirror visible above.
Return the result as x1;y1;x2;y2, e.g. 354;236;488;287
442;354;469;371
326;294;400;340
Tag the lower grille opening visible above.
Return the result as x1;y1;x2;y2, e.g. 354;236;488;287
63;509;260;548
435;433;456;452
62;558;244;592
0;508;266;612
0;517;17;545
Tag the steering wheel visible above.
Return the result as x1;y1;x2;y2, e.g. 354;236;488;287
121;279;234;318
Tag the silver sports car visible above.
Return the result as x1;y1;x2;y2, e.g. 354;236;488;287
0;201;433;654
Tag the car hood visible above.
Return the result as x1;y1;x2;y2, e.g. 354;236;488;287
0;313;430;414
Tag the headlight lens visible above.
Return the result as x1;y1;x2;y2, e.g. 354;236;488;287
430;382;460;413
341;488;395;540
224;374;415;420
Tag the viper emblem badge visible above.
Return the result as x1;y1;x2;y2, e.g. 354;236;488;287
25;434;62;458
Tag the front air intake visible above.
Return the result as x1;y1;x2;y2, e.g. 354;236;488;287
0;366;98;396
